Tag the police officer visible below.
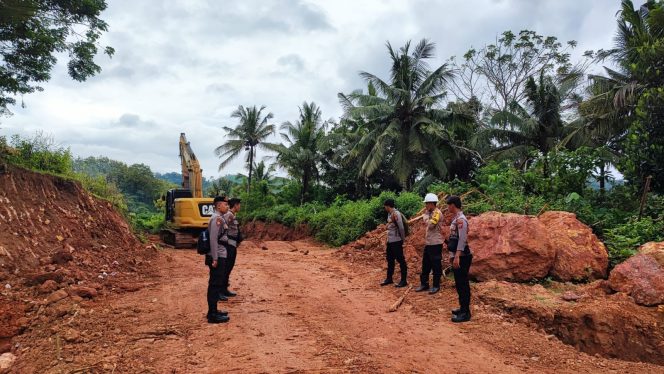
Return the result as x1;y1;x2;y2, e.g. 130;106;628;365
206;196;230;323
380;199;408;288
446;195;473;323
416;193;444;295
221;197;242;297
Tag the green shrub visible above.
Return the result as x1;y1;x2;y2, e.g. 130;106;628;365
238;190;426;247
395;192;422;217
5;133;73;174
603;217;664;267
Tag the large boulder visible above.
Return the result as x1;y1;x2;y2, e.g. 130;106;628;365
538;211;608;281
609;242;664;306
468;212;556;281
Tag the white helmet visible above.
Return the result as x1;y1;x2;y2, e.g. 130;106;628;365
423;193;438;203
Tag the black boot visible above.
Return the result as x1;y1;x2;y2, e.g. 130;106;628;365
223;289;237;297
218;294;228;302
415;284;429;292
451;311;471;323
380;279;393;286
207;312;230;324
429;277;440;294
451;308;461;315
395;280;408;288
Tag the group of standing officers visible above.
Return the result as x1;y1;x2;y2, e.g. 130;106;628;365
381;193;473;323
205;195;242;324
202;192;473;324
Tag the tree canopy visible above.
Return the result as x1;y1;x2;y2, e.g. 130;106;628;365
0;0;114;115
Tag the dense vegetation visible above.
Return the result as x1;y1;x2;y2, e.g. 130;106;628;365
1;1;662;268
217;1;664;266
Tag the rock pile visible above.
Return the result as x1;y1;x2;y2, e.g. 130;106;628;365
341;210;608;282
609;241;664;306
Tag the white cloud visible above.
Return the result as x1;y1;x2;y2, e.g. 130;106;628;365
1;0;632;178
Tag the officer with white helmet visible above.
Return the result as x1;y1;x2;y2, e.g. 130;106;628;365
416;193;445;294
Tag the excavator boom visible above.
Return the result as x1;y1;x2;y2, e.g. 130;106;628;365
179;133;203;198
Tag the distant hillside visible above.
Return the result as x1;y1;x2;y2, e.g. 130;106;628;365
154;172;236;193
154;172;182;186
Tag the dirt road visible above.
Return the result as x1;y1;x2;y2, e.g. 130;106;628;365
13;240;664;373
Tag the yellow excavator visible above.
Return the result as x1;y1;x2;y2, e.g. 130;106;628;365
160;133;215;248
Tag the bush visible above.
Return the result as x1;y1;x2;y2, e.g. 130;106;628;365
603;217;664;267
128;208;166;234
5;133;73;174
239;190;426;247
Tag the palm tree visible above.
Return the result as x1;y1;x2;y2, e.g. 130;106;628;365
206;177;236;197
338;39;471;189
253;160;276;183
483;71;584;177
215;105;276;192
272;102;327;204
582;1;664;190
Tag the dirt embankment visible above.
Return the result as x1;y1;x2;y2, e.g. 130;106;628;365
337;213;664;366
241;221;310;241
0;165;157;355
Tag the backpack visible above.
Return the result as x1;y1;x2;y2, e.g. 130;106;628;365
197;229;210;255
400;212;410;237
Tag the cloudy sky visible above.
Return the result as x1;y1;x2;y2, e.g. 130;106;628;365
1;0;634;179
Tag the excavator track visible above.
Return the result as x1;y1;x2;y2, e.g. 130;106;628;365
160;229;198;249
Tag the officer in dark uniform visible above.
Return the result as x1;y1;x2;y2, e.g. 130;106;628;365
446;195;473;323
221;197;242;297
206;195;230;323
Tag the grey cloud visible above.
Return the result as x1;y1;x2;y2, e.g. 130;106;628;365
114;114;157;128
3;0;626;177
205;83;237;95
277;54;306;71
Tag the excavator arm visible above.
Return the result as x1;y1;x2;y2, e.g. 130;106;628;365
179;133;203;199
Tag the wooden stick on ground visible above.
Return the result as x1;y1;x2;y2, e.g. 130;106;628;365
442;265;452;278
388;285;413;312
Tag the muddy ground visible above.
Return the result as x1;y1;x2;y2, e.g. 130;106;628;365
9;239;664;373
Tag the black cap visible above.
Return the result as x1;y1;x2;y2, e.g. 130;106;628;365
213;195;228;204
383;199;395;208
445;195;462;209
229;197;241;207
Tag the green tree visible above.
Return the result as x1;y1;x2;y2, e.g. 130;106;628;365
587;0;664;192
215;105;277;192
338;39;470;189
0;0;114;115
272;102;327;204
450;30;580;113
484;71;584;177
205;176;236;197
253;160;275;183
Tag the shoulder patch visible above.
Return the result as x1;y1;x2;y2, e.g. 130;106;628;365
216;217;222;226
457;220;464;229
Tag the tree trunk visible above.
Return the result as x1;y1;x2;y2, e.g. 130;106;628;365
599;163;606;196
542;152;550;179
247;146;254;193
301;172;310;205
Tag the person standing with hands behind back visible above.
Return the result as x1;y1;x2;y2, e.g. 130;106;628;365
205;196;230;324
380;199;408;288
446;195;473;323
